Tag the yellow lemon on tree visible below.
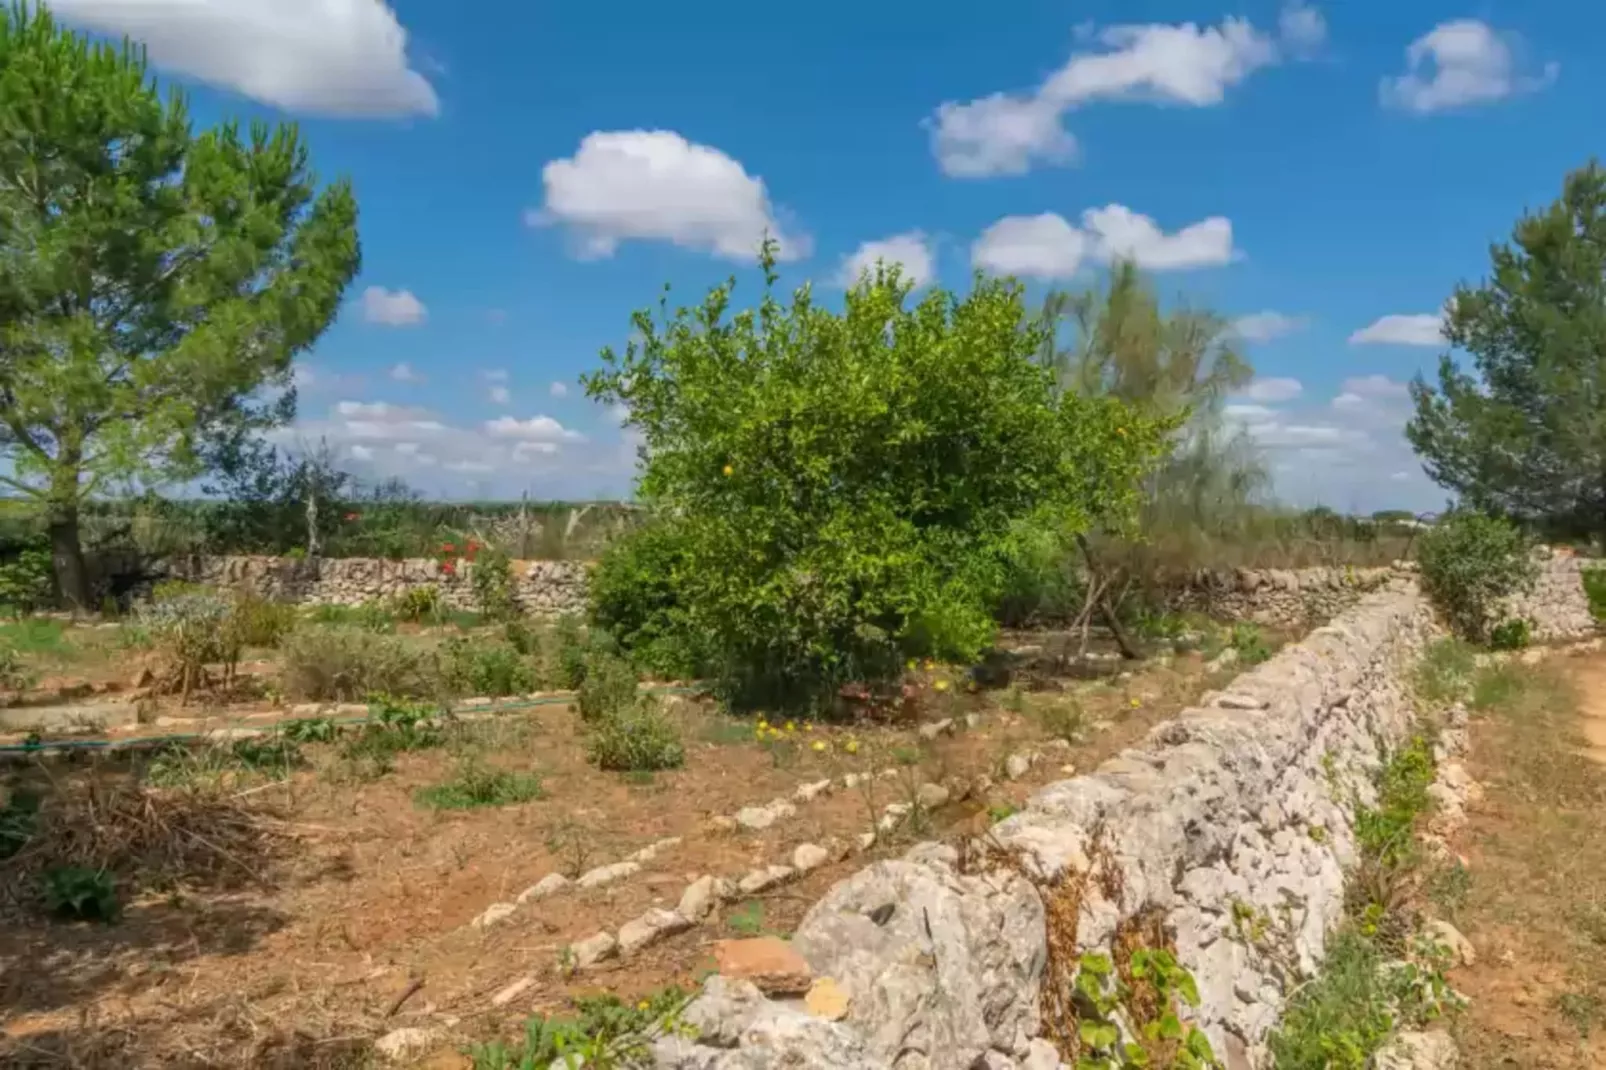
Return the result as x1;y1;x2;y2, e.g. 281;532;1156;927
722;464;734;477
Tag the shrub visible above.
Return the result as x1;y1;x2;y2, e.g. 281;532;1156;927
576;651;638;723
1488;617;1532;651
228;592;297;648
1415;511;1537;642
137;591;242;697
338;697;448;774
582;243;1166;712
306;600;395;632
588;520;707;679
0;540;54;614
442;636;536;697
280;627;435;701
471;548;519;621
545;613;590;689
586;697;685;772
0;646;32;691
392;584;443;623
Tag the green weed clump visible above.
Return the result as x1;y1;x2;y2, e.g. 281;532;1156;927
442;636;536;697
586;698;685;772
227;592;298;648
42;865;118;923
577;651;639;723
1583;567;1606;623
469;987;692;1070
391;584;443;623
415;758;543;811
1487;616;1532;651
1229;622;1272;666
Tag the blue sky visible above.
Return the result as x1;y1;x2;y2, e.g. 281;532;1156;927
46;1;1606;511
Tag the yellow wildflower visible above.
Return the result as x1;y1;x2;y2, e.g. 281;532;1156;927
933;680;950;692
811;740;827;753
844;739;860;755
785;720;796;733
722;464;734;477
638;1000;650;1011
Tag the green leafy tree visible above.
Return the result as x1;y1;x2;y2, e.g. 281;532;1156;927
585;245;1169;711
1407;160;1606;542
0;4;360;605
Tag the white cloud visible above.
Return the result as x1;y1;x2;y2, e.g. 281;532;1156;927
930;7;1321;177
972;206;1235;279
484;415;584;443
488;385;511;405
1349;313;1444;346
483;369;509;383
1224;402;1278;422
533;130;808;262
1081;205;1235;271
362;286;427;327
390;362;424;383
1231;311;1306;343
972;214;1088;280
51;0;438;117
349;444;374;461
550;381;570;398
1340;374;1410;399
837;232;936;289
1381;20;1557;114
1242;377;1304;403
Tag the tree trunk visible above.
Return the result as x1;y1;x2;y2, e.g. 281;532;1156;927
47;505;91;612
306;484;321;558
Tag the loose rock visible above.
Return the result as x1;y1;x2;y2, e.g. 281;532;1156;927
792;843;830;874
517;873;571;903
570;931;618;969
576;860;640;890
619;908;693;955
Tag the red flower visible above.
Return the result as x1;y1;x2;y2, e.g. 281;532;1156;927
441;542;456;553
441;560;456;575
467;540;480;552
344;512;360;522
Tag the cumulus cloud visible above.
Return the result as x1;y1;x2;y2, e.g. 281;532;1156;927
1242;377;1304;403
1381;20;1556;114
484;415;584;443
550;381;570;398
362;287;427;327
390;362;424;383
51;0;438;117
1349;313;1445;346
929;6;1323;177
531;130;808;262
836;232;936;288
1231;311;1306;343
972;206;1235;279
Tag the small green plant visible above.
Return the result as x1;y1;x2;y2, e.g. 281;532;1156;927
280;716;339;744
986;801;1019;823
1071;950;1219;1069
1229;622;1272;666
0;646;33;691
1035;696;1086;743
726;900;766;937
442;636;537;697
415;758;544;811
228;592;297;648
1415;511;1537;642
0;788;40;860
1487;616;1532;651
468;987;693;1070
1353;734;1435;869
1554;990;1604;1038
306;600;395;632
471;548;520;621
545;817;602;878
1412;638;1477;705
336;697;449;776
392;584;444;623
586;697;685;772
280;627;434;702
1583;567;1606;623
577;651;639;723
0;543;55;614
42;865;119;923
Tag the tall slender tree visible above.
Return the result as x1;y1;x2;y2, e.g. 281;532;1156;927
0;3;360;605
1407;161;1606;542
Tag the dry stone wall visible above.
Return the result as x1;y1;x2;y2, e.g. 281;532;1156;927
647;556;1596;1070
157;554;588;616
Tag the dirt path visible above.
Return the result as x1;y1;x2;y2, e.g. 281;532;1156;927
1446;651;1606;1068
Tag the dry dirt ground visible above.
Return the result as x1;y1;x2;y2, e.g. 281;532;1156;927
1445;652;1606;1068
0;626;1256;1069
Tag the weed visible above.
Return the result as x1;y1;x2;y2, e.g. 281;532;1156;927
228;592;298;648
503;616;540;656
545;614;590;689
468;987;693;1070
986;802;1019;823
1035;696;1086;743
577;652;638;724
1228;622;1272;666
0;788;40;859
726;900;765;937
415;759;544;811
545;818;601;878
144;737;304;788
1488;616;1532;651
586;698;685;772
1412;638;1476;706
391;584;443;623
0;645;32;690
1554;990;1604;1037
1070;950;1219;1069
42;865;119;923
280;717;339;744
1469;662;1524;711
1584;567;1606;622
442;636;537;697
471;548;520;621
1268;931;1421;1069
306;601;395;632
890;745;922;767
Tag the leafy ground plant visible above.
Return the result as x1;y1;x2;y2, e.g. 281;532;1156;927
1070;949;1219;1069
280;626;435;702
415;758;543;811
577;651;639;723
469;987;693;1070
443;636;536;697
41;865;119;923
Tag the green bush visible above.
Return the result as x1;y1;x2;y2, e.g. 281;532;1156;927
415;758;544;810
1229;622;1272;665
1488;617;1532;651
586;697;685;772
0;541;54;613
1415;511;1537;642
1584;567;1606;622
280;627;435;701
442;636;536;697
545;614;590;689
42;865;119;923
391;584;443;623
576;651;638;723
0;646;33;691
471;549;519;621
588;520;708;679
228;592;297;648
582;243;1166;712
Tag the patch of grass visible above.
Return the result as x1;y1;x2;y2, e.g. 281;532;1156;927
144;737;305;788
279;717;339;744
1268;930;1437;1069
415;759;544;811
586;698;685;772
1554;990;1604;1038
0;617;70;657
1488;616;1532;651
1229;622;1273;666
986;802;1019;823
1033;695;1086;743
1412;637;1477;706
696;715;753;746
305;601;395;633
